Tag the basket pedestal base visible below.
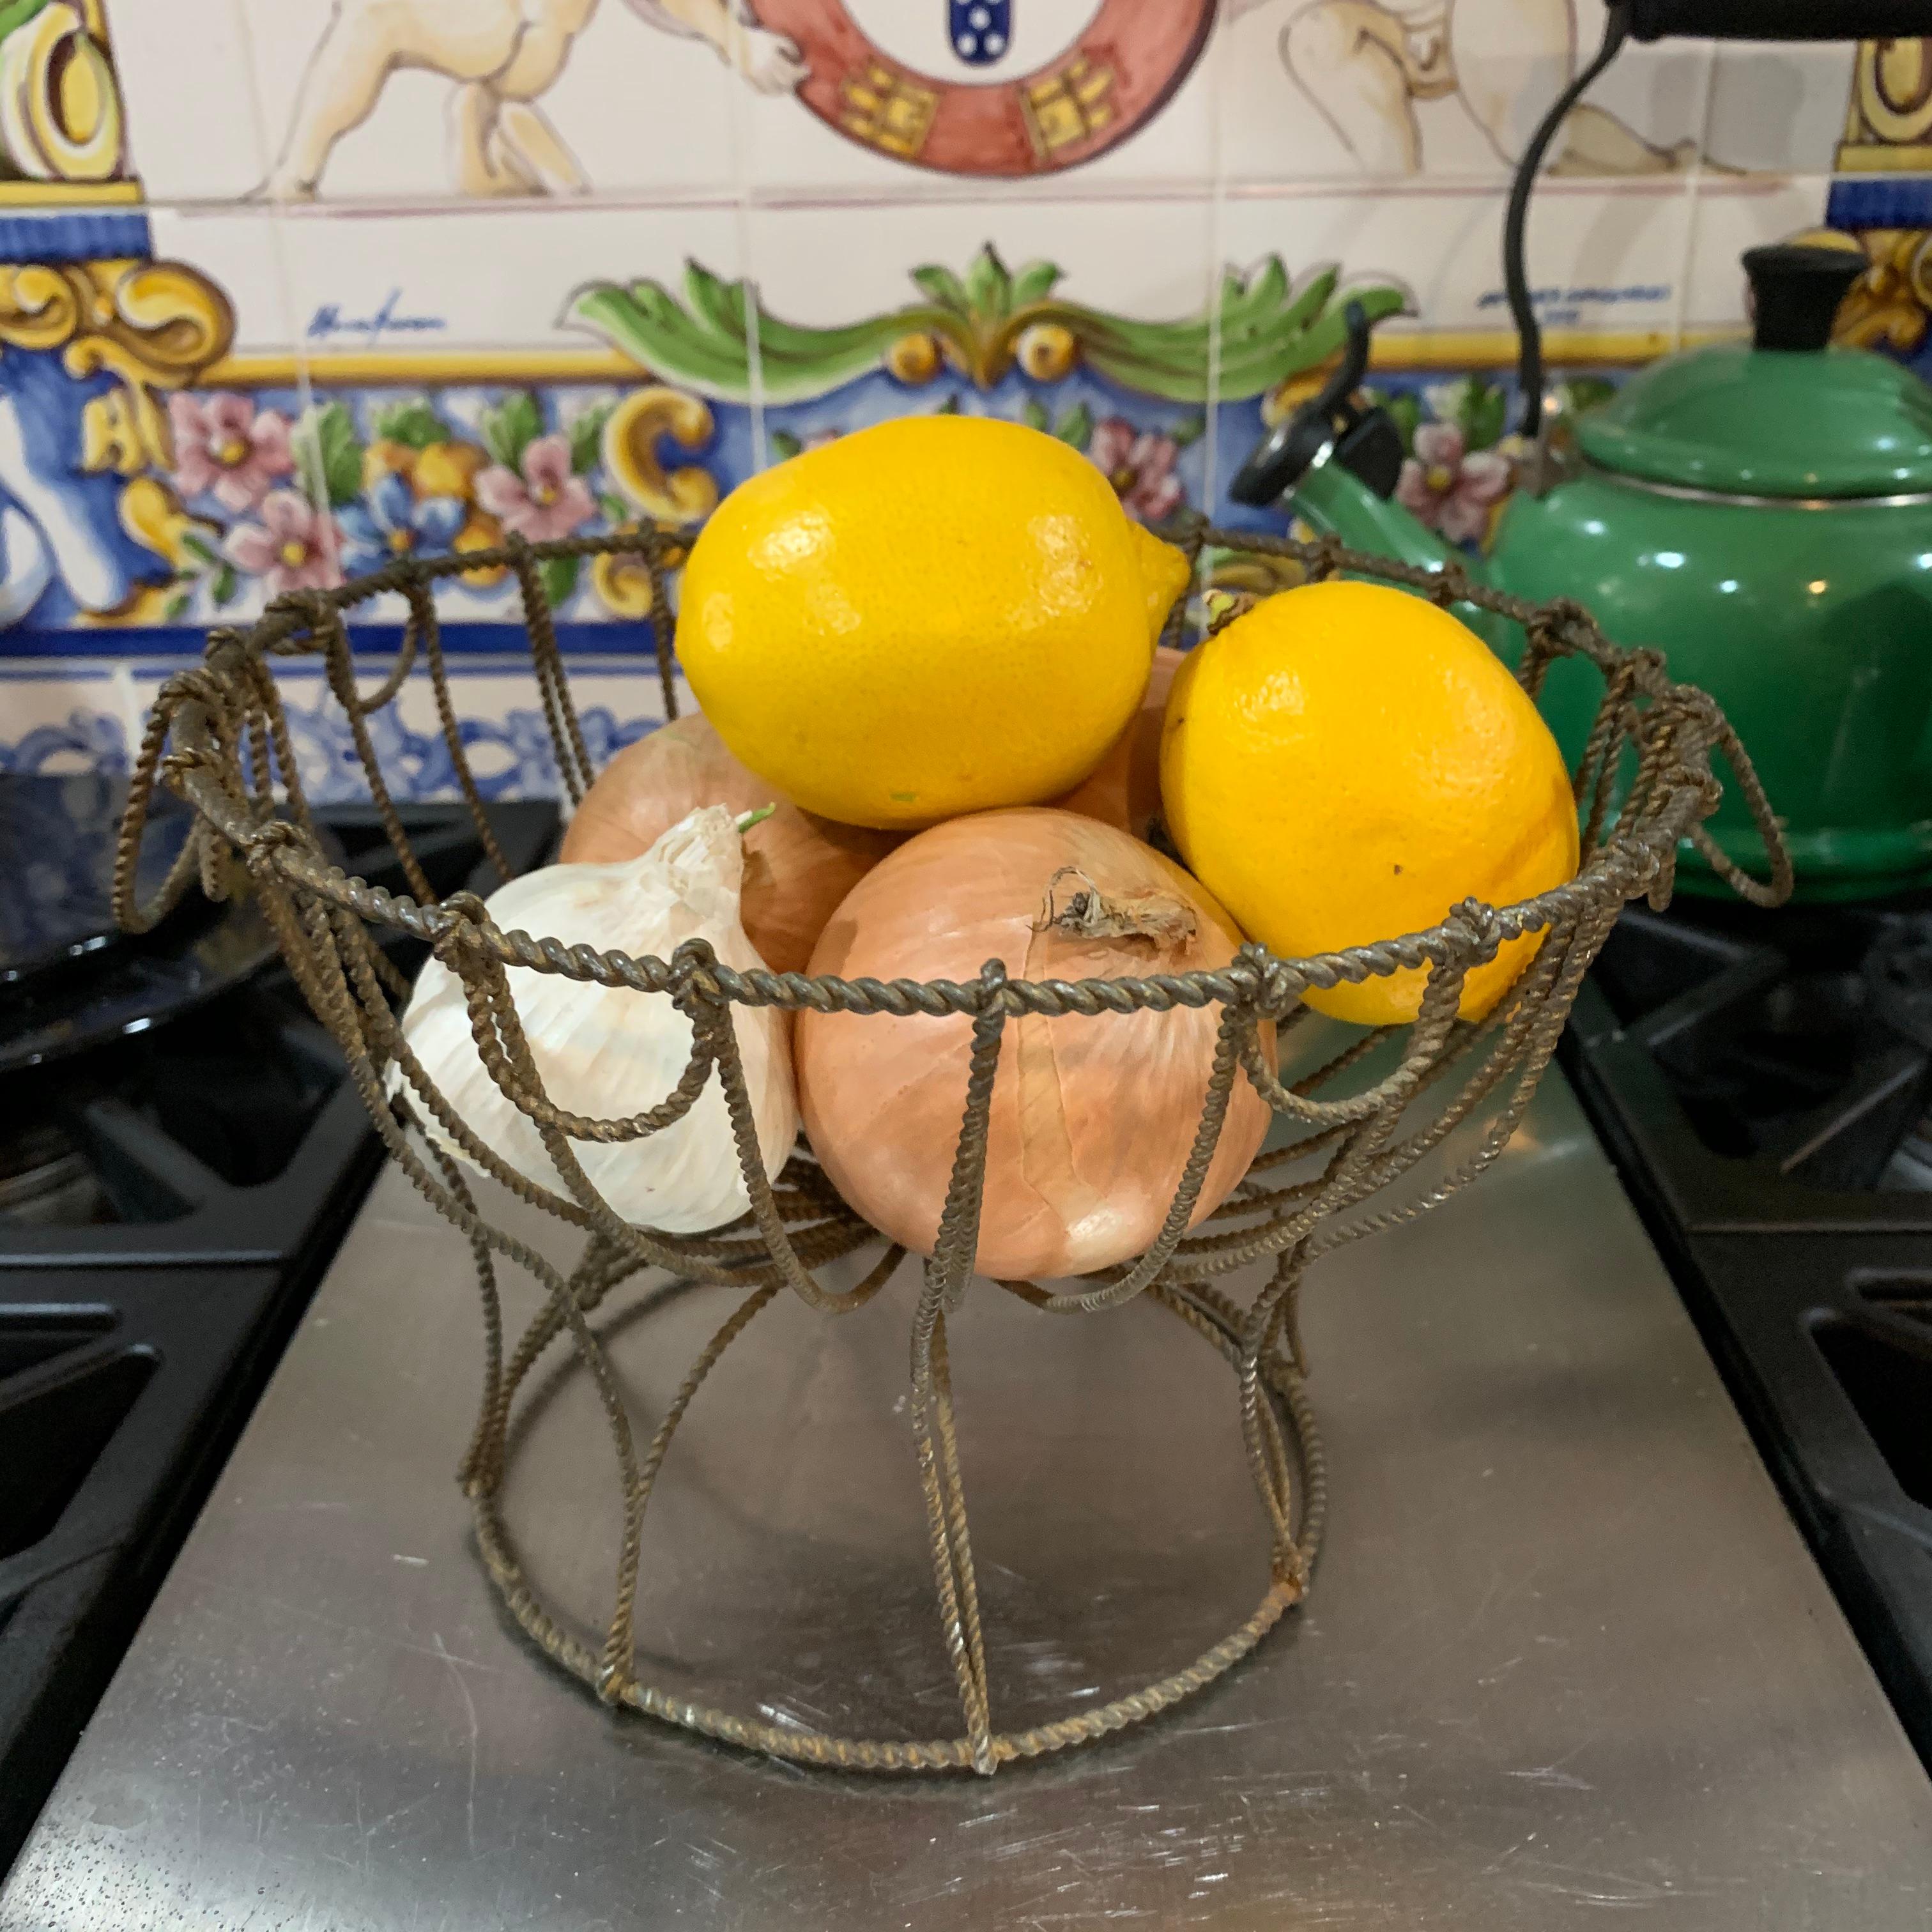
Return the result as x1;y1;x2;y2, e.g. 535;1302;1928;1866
463;1260;1323;1775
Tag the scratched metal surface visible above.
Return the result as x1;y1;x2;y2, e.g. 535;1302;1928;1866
6;1071;1932;1929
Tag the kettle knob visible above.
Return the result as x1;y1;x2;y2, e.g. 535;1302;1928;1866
1743;243;1866;353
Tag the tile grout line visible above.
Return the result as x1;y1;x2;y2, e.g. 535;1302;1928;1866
725;10;767;471
155;173;1738;220
1205;0;1229;558
1669;38;1722;356
229;0;321;537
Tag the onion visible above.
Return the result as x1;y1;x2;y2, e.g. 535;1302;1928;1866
1050;644;1184;839
561;714;900;974
797;808;1273;1279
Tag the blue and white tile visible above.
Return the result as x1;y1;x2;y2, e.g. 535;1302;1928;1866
118;658;687;804
0;661;141;774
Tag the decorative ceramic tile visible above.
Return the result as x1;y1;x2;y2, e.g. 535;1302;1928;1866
1835;38;1932;178
1219;177;1694;349
0;211;273;640
0;0;145;206
0;195;761;651
740;194;1225;516
10;7;1928;691
1706;41;1855;178
143;206;301;356
746;192;1216;337
1822;174;1932;382
0;360;754;652
250;378;750;644
272;202;743;366
262;204;747;647
109;0;266;203
0;662;140;772
115;657;683;804
236;0;742;206
1216;0;1712;186
736;0;1222;201
10;651;682;794
1680;177;1832;332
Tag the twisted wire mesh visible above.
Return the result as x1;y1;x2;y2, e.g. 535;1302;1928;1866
113;518;1789;1775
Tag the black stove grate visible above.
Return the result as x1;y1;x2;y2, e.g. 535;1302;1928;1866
1563;895;1932;1774
0;793;559;1874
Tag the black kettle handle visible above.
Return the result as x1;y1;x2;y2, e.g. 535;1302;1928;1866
1508;0;1926;440
1629;1;1932;37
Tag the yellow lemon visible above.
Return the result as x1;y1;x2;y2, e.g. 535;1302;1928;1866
675;415;1191;830
1160;581;1579;1025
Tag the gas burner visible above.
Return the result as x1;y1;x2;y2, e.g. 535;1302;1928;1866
1586;905;1932;1197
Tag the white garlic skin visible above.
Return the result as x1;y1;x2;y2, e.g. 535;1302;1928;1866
393;805;796;1234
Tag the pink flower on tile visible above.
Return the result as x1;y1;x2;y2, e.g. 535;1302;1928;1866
1394;422;1513;546
1088;417;1184;524
222;489;342;595
170;392;294;514
473;433;595;542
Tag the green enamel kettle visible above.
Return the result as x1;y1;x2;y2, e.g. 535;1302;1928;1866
1234;243;1932;903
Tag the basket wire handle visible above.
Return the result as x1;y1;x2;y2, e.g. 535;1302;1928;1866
412;578;512;888
643;526;681;723
687;938;914;1313
510;534;595;806
1685;696;1793;910
916;960;1010;1774
312;594;439;906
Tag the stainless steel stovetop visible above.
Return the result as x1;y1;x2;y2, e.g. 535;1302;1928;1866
4;1071;1929;1929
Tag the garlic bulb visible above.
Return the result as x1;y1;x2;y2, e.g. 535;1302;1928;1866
392;806;796;1234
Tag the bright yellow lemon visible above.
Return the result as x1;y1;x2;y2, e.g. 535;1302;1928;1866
1160;581;1579;1024
675;415;1190;830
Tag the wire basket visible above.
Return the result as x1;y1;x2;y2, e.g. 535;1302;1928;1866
114;521;1790;1777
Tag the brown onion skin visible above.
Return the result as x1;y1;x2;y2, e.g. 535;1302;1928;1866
798;807;1273;1279
1049;644;1185;839
559;713;900;975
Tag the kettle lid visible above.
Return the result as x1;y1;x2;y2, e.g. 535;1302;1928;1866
1575;244;1932;499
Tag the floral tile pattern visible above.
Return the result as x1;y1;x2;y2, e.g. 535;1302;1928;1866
146;382;757;636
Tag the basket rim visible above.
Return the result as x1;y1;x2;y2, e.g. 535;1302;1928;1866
120;523;1791;1019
